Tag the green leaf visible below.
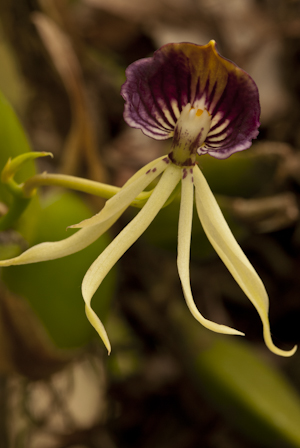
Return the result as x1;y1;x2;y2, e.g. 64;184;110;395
172;303;300;448
0;91;35;203
195;339;300;447
199;151;275;198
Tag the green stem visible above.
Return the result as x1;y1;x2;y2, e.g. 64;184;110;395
0;196;31;231
0;168;180;230
22;173;155;208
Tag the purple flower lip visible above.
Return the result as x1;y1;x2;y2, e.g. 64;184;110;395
121;40;260;160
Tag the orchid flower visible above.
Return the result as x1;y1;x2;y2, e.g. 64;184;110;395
0;41;296;357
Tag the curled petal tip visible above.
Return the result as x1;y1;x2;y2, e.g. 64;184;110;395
268;344;297;358
291;345;298;355
85;304;111;354
260;305;297;357
263;327;297;357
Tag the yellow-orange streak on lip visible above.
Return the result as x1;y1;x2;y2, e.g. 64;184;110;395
196;109;203;117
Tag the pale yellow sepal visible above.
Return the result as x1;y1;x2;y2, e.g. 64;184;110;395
70;156;168;229
82;163;182;352
193;165;297;357
0;213;121;267
178;169;244;337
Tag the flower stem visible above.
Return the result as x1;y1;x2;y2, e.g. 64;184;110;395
0;196;31;231
22;173;157;208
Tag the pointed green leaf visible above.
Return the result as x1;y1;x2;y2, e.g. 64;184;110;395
172;302;300;448
0;92;35;203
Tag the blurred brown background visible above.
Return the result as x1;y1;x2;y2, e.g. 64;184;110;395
1;0;300;447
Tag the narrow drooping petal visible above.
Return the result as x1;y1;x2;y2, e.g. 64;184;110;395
71;156;169;229
82;164;182;352
0;214;120;266
193;166;297;357
177;168;244;336
121;41;260;159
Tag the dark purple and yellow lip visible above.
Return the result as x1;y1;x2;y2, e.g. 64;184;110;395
121;41;260;159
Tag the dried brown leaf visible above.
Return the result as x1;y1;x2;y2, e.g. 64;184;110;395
32;12;106;182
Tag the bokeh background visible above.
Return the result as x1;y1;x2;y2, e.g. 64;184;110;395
1;0;300;447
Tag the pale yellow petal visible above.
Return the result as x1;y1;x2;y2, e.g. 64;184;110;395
71;156;169;229
177;169;243;336
0;213;121;266
82;163;182;351
193;165;296;357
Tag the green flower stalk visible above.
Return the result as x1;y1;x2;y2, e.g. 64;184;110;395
0;41;296;357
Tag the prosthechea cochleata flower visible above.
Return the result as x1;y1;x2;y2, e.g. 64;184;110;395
0;41;296;357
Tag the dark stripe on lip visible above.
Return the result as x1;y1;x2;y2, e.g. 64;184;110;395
172;49;192;112
125;104;171;138
174;60;184;113
192;76;201;106
123;60;174;134
135;80;174;132
209;86;240;133
206;120;232;141
160;68;179;125
139;75;174;130
205;79;217;109
186;70;192;106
